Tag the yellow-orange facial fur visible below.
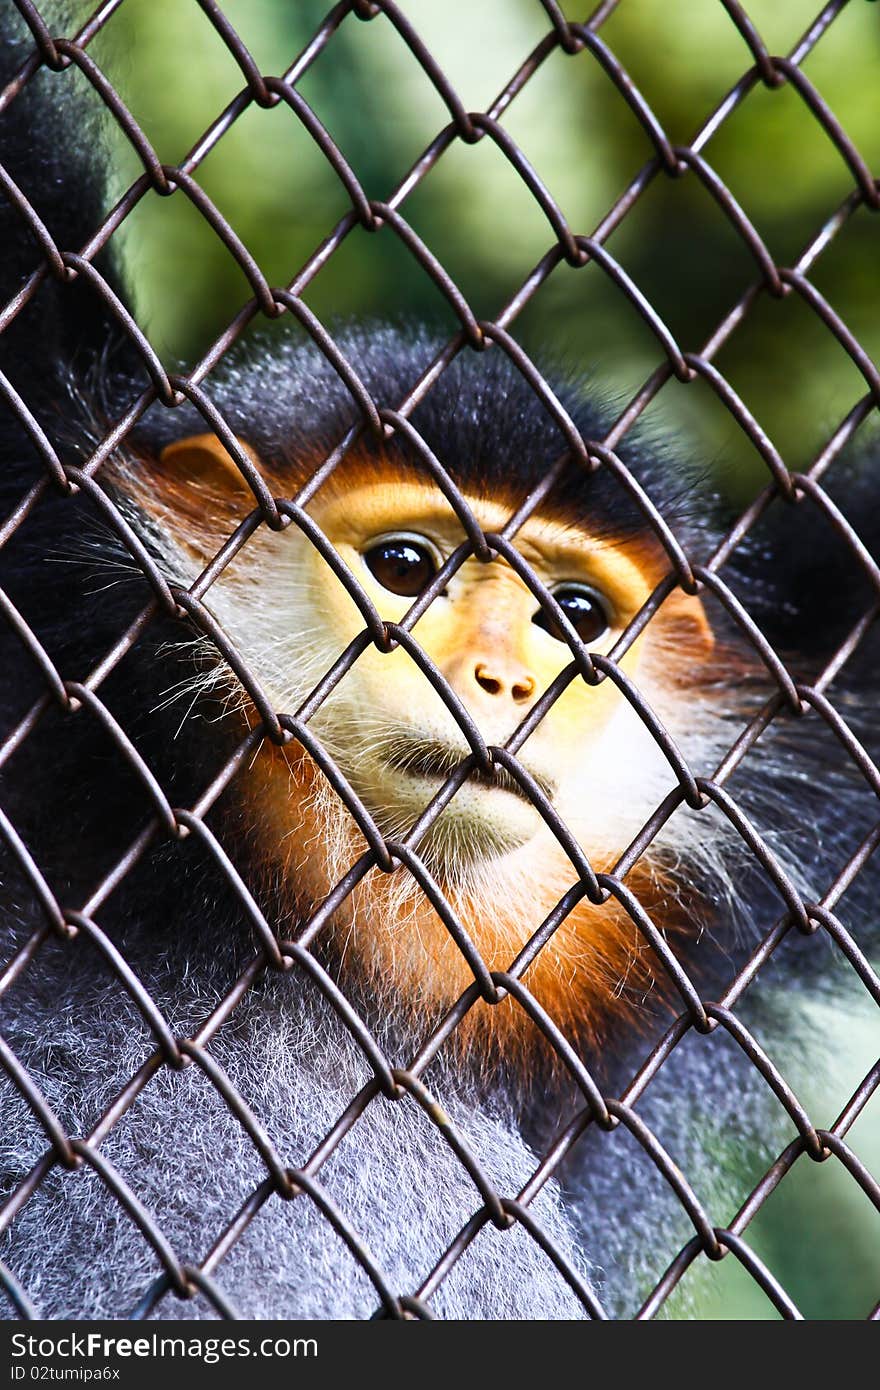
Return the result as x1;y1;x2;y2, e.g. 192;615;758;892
127;434;718;1068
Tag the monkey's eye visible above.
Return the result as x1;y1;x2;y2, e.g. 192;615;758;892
533;584;610;645
362;535;440;597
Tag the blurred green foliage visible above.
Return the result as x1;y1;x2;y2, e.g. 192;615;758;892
91;0;880;495
86;0;879;1317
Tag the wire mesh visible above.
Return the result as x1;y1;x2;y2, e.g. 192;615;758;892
0;0;878;1321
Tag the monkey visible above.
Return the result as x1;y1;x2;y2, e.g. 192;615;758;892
0;4;877;1321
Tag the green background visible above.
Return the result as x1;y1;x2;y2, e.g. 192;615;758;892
80;0;880;1318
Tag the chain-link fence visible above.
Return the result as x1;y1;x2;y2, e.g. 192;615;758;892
0;0;878;1321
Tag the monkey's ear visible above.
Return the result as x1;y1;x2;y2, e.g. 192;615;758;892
158;433;260;497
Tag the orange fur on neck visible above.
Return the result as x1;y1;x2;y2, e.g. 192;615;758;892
240;736;690;1073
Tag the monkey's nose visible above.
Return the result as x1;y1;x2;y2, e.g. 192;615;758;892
473;661;536;704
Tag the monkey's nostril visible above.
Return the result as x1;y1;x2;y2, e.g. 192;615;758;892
474;663;535;702
474;662;502;695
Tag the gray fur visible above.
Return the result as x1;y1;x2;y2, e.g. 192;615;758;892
1;943;593;1319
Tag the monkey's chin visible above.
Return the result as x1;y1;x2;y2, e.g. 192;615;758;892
368;769;543;869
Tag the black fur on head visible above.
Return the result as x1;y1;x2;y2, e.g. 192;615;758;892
129;319;715;554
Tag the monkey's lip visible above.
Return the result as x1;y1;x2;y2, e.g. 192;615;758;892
384;740;556;808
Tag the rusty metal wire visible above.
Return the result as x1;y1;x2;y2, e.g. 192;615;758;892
0;0;877;1321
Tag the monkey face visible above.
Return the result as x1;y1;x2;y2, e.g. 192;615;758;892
297;478;663;866
140;434;714;875
137;434;717;1045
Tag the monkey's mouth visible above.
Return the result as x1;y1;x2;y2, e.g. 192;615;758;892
385;740;556;808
